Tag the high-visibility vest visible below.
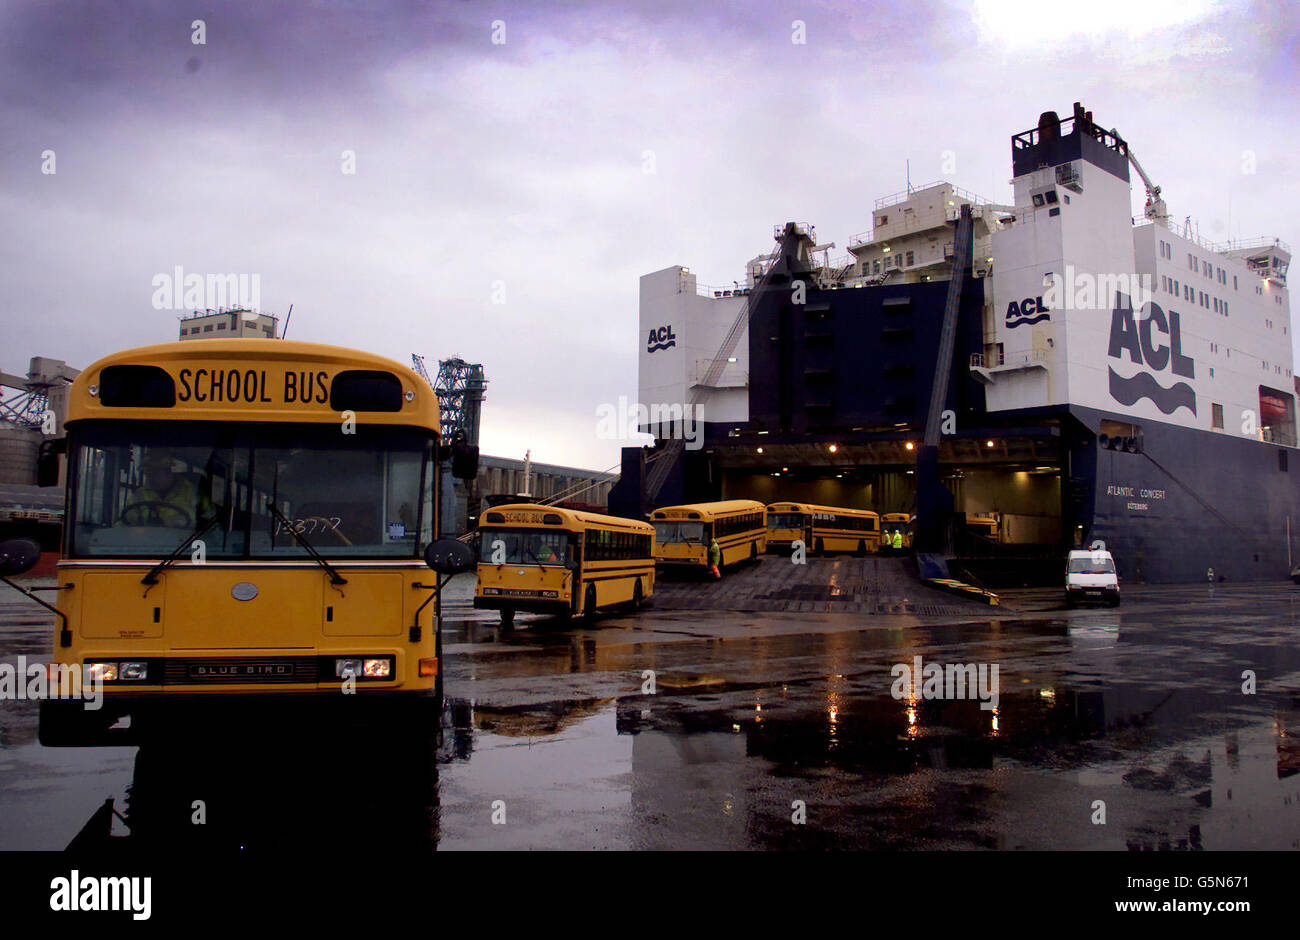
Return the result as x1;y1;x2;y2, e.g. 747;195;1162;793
892;531;903;549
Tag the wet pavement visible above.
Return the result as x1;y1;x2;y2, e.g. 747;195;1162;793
2;568;1299;850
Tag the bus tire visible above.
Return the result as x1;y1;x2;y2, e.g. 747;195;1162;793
856;540;866;557
815;538;824;556
500;607;515;629
585;584;599;622
750;543;758;563
632;579;644;609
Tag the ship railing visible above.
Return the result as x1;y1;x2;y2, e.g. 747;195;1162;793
1215;235;1292;256
872;181;990;211
1135;221;1291;259
696;283;753;299
691;359;748;387
970;349;1047;370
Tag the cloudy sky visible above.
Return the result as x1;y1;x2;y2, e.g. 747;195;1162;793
2;0;1296;470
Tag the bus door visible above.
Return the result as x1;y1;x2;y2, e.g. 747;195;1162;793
570;539;583;615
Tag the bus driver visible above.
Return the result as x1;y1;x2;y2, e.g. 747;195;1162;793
120;451;213;528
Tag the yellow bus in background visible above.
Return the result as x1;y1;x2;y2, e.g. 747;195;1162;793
474;504;653;626
881;513;913;550
766;502;880;556
651;500;765;571
33;339;451;745
966;512;1002;542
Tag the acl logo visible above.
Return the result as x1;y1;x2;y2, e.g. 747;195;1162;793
1107;292;1196;415
1006;296;1049;329
646;324;676;353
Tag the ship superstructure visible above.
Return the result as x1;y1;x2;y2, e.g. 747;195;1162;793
615;103;1298;584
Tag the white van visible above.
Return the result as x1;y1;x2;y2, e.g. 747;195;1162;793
1065;549;1120;607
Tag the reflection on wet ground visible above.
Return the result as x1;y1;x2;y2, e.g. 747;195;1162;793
2;582;1299;850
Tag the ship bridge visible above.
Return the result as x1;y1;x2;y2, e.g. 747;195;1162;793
1220;237;1290;286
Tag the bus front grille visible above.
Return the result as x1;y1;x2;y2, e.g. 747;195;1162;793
163;657;318;684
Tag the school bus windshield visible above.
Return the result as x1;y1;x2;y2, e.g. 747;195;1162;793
653;521;704;543
766;513;804;529
478;528;572;566
68;420;434;558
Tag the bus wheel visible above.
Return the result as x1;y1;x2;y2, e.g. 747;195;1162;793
585;584;599;622
500;608;515;629
815;538;824;556
856;540;866;557
632;579;644;609
750;543;758;563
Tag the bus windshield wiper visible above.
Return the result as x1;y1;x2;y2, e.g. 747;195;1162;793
265;500;348;586
523;546;546;572
141;516;220;587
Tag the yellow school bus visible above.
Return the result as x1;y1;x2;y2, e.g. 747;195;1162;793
881;513;913;550
766;502;881;556
651;500;765;570
966;512;1001;542
36;339;448;745
474;504;653;626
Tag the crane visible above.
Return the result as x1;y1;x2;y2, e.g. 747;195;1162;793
1117;134;1169;226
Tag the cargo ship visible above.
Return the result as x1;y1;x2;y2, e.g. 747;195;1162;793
613;103;1298;585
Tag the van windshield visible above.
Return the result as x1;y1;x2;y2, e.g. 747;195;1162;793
1068;556;1116;574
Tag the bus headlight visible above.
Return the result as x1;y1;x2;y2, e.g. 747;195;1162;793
334;657;393;679
119;662;149;680
84;662;117;682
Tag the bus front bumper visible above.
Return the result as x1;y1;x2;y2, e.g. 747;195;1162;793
38;689;440;747
473;595;571;615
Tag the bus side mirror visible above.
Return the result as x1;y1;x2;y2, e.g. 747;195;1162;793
449;430;479;483
452;443;479;482
36;439;65;488
424;539;475;575
0;538;42;577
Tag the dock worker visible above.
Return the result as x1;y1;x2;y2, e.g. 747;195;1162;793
708;538;722;579
121;451;213;528
892;529;903;551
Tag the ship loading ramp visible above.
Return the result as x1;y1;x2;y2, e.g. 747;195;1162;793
652;555;998;617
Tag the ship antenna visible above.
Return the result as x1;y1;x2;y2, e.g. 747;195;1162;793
281;303;293;340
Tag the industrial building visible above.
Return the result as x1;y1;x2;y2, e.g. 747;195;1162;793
177;308;279;340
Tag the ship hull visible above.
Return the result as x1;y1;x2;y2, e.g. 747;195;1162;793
1071;405;1299;584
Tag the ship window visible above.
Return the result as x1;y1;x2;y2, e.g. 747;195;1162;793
906;251;914;266
1211;404;1223;429
1233;275;1238;290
